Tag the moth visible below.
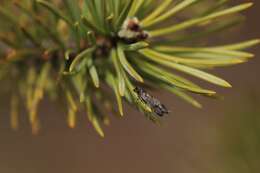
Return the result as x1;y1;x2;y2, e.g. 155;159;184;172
133;87;169;117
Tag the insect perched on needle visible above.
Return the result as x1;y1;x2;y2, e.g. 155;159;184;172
133;87;169;117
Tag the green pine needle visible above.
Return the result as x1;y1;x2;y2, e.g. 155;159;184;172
0;0;258;136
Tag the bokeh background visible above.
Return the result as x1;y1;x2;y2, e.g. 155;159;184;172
0;1;259;173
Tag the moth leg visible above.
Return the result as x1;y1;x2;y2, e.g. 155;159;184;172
135;96;143;105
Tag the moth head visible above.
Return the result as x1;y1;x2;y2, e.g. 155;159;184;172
133;86;143;95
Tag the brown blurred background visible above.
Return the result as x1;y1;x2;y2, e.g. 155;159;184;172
0;1;259;173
